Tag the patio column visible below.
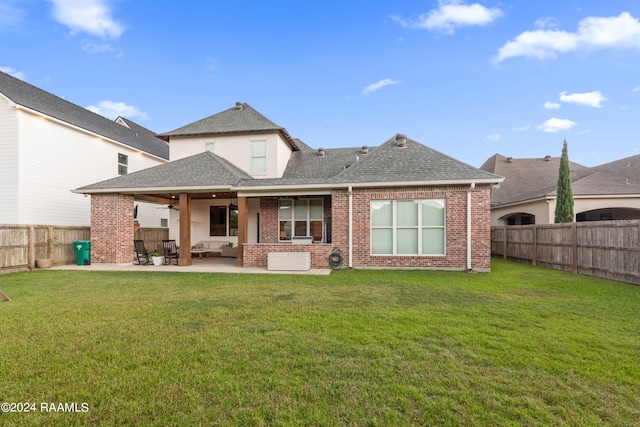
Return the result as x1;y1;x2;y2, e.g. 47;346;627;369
236;196;248;266
178;193;192;266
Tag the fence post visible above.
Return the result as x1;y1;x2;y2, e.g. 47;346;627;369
572;223;578;274
503;225;507;259
532;224;537;266
29;226;35;270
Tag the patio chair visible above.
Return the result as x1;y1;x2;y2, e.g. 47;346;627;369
162;239;179;265
134;240;152;265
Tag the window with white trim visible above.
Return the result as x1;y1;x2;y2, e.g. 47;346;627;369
251;140;267;174
279;198;323;242
371;199;445;255
118;153;128;175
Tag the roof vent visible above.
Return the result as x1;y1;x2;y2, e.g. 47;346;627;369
544;155;551;161
361;145;369;154
506;157;513;163
395;134;407;148
318;148;325;157
235;102;243;110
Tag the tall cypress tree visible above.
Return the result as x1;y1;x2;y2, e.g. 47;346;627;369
554;140;574;223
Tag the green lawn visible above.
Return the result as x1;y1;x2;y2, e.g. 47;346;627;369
0;259;638;426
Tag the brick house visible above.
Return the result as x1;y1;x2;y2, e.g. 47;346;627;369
75;102;503;271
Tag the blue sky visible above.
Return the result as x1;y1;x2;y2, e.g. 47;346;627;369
2;0;640;168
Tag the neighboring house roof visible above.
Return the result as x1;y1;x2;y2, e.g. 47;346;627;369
0;71;169;160
480;153;640;207
593;153;640;182
158;102;299;151
76;133;503;194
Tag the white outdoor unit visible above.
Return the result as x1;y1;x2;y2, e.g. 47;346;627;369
267;252;311;271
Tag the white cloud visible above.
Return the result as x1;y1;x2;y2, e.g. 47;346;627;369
362;78;399;96
393;0;503;34
512;125;530;132
47;0;125;38
559;90;607;107
633;86;640;92
536;118;576;133
496;12;640;61
0;1;26;27
86;100;148;121
544;101;561;109
487;133;501;141
81;40;115;54
534;17;560;30
0;66;25;80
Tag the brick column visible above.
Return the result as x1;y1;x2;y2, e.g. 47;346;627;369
91;194;134;264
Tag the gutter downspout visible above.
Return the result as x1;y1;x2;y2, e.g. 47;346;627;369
467;183;475;271
348;185;353;269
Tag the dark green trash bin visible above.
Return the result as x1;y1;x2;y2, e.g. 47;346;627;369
73;240;91;265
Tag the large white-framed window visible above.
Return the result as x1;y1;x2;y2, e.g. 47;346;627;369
279;198;323;242
371;199;445;256
251;140;267;175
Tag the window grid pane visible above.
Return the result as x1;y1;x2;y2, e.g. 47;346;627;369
371;199;445;256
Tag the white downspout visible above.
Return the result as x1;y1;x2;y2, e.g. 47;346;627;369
348;185;353;268
467;183;475;271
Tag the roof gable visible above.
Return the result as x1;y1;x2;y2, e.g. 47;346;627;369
332;134;502;184
159;102;299;150
0;71;169;160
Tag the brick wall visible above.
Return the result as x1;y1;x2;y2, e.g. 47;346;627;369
91;194;134;263
247;186;492;270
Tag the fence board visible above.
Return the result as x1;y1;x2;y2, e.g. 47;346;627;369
0;225;168;274
492;220;640;286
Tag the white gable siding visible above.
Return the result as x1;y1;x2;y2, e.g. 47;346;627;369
169;132;292;178
14;108;167;226
0;99;19;223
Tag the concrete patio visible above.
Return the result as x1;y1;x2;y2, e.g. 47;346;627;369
52;256;332;275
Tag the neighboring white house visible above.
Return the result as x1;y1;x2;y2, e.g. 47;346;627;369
0;70;169;227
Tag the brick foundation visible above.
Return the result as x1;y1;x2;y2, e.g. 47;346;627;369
91;194;134;263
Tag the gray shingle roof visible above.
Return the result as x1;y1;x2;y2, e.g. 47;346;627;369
159;102;299;150
236;134;503;188
77;133;503;193
593;153;640;181
480;153;640;207
75;151;251;192
331;135;502;184
0;71;169;160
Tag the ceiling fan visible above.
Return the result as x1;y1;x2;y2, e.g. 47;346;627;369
157;204;179;211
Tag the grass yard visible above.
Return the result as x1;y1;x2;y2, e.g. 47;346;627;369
0;259;639;426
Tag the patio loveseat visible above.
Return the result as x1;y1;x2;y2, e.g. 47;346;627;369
194;240;231;257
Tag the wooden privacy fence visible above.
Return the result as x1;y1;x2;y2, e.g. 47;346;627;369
0;225;168;274
491;220;640;286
